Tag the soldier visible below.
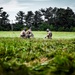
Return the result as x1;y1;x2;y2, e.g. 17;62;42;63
45;29;52;39
26;28;34;38
20;29;26;38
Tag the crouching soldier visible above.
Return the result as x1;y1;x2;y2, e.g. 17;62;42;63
45;29;52;39
20;29;26;38
26;28;34;38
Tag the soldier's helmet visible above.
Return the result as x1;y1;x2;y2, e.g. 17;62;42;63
46;29;50;32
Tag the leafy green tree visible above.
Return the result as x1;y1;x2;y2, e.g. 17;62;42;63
15;11;25;30
0;7;3;23
1;11;9;25
25;11;34;28
55;7;75;31
33;11;43;30
16;11;25;24
0;7;10;31
40;7;54;24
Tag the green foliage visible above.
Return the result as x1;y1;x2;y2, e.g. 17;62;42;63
13;24;24;31
0;38;75;75
72;27;75;31
39;23;49;31
0;7;10;31
1;7;75;31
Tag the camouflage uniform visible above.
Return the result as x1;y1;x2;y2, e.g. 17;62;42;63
26;28;34;38
20;29;26;38
45;29;52;39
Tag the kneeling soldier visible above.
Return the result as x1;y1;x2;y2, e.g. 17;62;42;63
26;28;34;38
20;29;26;38
45;29;52;39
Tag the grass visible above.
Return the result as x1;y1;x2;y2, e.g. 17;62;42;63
0;31;75;39
0;38;75;75
0;31;75;75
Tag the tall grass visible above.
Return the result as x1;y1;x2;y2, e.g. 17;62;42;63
0;38;75;75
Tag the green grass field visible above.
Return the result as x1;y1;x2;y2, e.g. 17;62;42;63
0;31;75;39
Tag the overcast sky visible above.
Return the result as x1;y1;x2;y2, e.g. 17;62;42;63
0;0;75;22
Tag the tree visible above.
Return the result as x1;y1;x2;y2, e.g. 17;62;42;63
25;11;34;28
1;11;9;25
0;7;3;26
41;7;53;24
16;11;25;24
55;7;75;31
33;11;43;30
15;11;25;30
0;7;10;31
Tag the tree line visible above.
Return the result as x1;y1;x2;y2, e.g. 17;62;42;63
0;7;75;31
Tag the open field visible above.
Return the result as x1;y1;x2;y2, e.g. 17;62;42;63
0;31;75;39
